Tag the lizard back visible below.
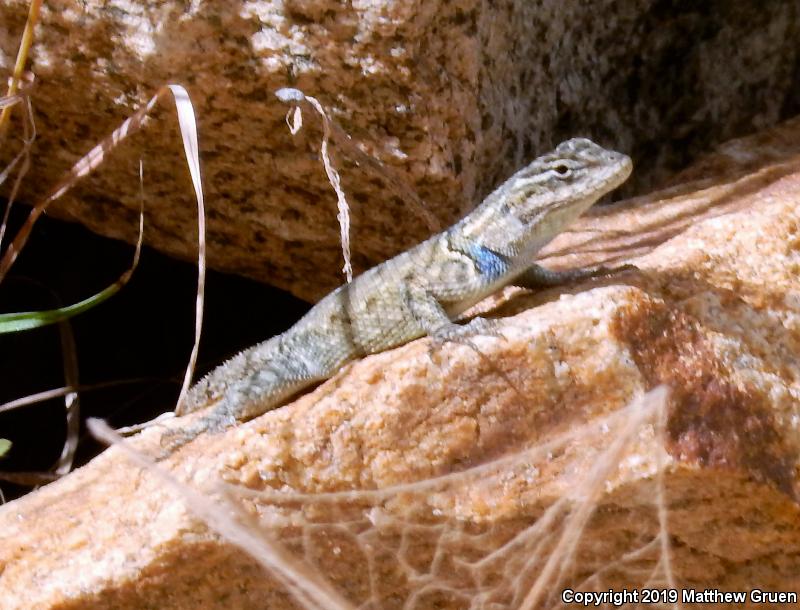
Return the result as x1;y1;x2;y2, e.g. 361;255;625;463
177;138;632;425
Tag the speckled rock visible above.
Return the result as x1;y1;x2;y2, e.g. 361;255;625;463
0;1;799;300
2;116;800;609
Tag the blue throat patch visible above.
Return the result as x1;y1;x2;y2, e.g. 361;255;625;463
469;244;511;280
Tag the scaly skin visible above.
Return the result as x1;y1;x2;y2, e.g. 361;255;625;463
171;138;632;447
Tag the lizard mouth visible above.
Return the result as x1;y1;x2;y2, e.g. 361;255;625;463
604;153;634;192
566;151;633;208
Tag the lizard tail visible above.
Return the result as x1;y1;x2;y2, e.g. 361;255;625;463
176;334;324;423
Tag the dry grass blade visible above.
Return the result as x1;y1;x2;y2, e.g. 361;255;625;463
54;316;79;475
276;88;353;282
0;93;36;252
0;378;159;416
167;85;206;411
0;386;76;415
0;470;59;486
275;88;439;234
0;84;204;283
0;0;41;139
0;92;25;111
0;87;205;490
0;84;206;415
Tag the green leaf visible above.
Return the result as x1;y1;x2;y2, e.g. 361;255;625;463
0;202;142;335
0;281;123;333
0;439;11;458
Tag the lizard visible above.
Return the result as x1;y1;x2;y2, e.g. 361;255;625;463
167;137;632;451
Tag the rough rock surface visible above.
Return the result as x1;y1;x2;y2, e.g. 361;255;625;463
2;116;800;608
1;1;799;300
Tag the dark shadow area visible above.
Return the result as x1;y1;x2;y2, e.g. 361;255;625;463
0;204;310;501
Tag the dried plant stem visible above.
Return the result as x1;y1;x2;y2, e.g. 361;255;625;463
0;0;42;140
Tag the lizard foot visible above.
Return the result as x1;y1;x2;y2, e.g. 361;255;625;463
429;316;500;353
156;411;235;459
589;262;639;278
514;262;638;289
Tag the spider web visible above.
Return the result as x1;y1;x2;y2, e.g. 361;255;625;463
180;387;677;610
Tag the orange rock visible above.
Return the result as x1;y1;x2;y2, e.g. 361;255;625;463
3;118;800;608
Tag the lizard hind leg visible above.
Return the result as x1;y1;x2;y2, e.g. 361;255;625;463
160;365;311;457
157;384;258;457
156;407;239;458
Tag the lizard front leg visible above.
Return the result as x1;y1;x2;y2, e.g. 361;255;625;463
403;279;498;349
514;262;637;289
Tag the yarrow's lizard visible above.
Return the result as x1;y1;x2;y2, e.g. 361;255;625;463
169;138;632;450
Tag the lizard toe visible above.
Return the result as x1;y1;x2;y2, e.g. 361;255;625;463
429;317;499;350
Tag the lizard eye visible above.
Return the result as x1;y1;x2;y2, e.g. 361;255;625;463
553;164;572;177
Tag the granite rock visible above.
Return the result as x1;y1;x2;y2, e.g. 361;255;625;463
2;116;800;608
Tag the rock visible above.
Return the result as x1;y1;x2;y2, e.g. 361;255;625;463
2;116;800;608
0;1;799;300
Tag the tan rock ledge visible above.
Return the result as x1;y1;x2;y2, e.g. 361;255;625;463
2;117;800;608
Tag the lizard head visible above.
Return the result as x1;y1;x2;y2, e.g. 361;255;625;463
463;138;632;257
